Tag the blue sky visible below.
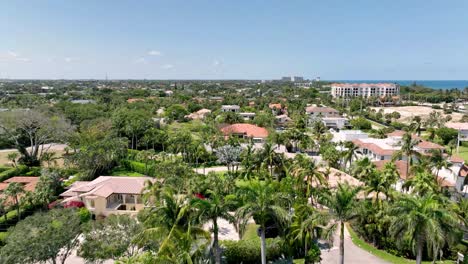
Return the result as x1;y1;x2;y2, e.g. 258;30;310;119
1;0;468;80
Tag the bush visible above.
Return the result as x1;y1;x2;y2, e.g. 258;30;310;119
350;117;372;130
0;231;8;246
435;127;458;145
222;238;285;264
78;207;91;223
0;165;32;182
121;160;155;176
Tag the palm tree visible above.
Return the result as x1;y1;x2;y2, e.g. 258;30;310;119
4;182;25;221
235;179;290;264
320;183;361;264
290;154;326;203
291;203;330;263
6;152;18;167
410;116;423;136
138;188;209;262
352;157;376;180
342;141;358;170
191;190;235;264
403;171;439;196
390;194;458;264
393;132;421;177
429;149;452;178
364;163;398;203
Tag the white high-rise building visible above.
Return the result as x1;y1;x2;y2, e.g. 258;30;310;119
331;83;400;98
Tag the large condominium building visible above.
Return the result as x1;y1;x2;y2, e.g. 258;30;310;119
331;83;400;98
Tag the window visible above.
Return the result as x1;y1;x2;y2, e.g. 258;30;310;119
88;199;95;209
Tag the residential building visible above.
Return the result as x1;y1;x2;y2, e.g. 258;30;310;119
331;83;400;98
185;109;212;120
353;132;445;162
0;177;39;205
239;112;256;121
446;123;468;143
275;114;292;127
60;176;154;217
305;106;349;129
331;130;369;143
221;105;240;113
220;123;269;143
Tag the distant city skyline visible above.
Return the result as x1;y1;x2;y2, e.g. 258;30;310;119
1;0;468;80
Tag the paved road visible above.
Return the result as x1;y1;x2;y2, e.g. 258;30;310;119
320;225;388;264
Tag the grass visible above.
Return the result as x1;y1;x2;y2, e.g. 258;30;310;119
347;224;453;264
242;223;259;240
110;169;144;177
455;143;468;163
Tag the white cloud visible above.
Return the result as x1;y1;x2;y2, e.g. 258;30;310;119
162;64;174;69
64;57;79;63
7;51;18;57
148;50;162;56
213;59;220;67
0;51;30;62
135;57;147;63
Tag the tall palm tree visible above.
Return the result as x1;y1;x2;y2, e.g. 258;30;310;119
4;182;25;221
342;141;358;170
403;171;439;196
290;154;326;203
410;116;423;136
235;179;290;264
320;183;361;264
291;203;331;263
393;132;421;177
390;194;458;264
191;190;235;264
352;157;376;180
429;149;452;178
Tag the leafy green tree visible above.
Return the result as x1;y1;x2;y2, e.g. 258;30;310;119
0;110;73;166
350;117;372;130
253;112;274;128
31;169;63;208
215;145;242;173
79;215;143;262
222;111;243;124
0;209;82;264
390;194;458;264
166;104;189;122
4;182;25;221
435;127;458;145
320;183;361;264
68;119;128;180
236;180;290;264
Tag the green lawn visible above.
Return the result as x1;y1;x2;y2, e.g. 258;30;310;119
456;143;468;163
242;223;259;240
110;169;144;177
347;224;453;264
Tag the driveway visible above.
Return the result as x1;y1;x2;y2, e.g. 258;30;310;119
320;225;388;264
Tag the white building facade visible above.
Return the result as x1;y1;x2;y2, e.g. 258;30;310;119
331;83;400;98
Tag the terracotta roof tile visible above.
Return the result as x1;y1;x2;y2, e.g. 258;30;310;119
373;160;409;180
220;123;269;138
416;140;444;150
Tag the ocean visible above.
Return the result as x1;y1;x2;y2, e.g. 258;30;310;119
329;80;468;90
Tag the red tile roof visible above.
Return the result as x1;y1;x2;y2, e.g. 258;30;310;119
416;140;445;150
386;130;421;140
3;177;39;192
305;106;339;114
352;139;395;156
269;103;282;109
220;123;269;138
373;160;409;180
459;165;468;177
449;155;465;164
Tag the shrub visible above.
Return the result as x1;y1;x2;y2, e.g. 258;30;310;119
222;238;285;264
78;207;91;223
122;160;155;176
435;127;458;145
0;165;32;182
350;117;372;130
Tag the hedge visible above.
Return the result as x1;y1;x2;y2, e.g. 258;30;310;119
122;160;155;176
0;166;41;182
221;238;285;264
